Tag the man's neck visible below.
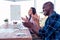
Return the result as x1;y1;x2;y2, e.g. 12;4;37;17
48;10;54;16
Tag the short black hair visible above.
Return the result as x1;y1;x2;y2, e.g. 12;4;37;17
31;7;36;15
44;1;54;9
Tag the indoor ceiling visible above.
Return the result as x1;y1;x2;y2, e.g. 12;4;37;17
5;0;30;2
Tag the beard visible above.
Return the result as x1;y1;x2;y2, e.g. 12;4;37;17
44;10;50;16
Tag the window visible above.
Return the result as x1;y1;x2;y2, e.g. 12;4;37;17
10;5;20;20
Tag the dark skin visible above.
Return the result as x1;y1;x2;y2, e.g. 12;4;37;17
43;3;54;16
23;3;54;36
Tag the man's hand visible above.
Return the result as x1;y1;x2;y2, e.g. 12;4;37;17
23;21;40;36
21;17;28;22
22;22;34;28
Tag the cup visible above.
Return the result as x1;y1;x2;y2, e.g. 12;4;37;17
13;22;17;29
4;19;9;28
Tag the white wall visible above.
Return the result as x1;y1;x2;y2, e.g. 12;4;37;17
0;1;10;25
0;0;60;25
0;0;34;25
55;0;60;14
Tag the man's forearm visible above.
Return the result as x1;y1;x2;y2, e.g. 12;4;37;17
31;25;41;36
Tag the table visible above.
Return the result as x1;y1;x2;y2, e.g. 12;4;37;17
0;23;32;40
0;29;32;40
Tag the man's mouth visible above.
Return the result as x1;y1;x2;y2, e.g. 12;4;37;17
43;11;47;16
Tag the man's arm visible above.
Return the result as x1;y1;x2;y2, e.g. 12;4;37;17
31;25;41;36
23;22;41;36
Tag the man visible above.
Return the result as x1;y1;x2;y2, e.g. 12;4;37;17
23;2;60;40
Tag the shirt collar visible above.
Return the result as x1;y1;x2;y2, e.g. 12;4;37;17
48;11;56;17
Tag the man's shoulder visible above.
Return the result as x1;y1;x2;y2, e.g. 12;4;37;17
50;12;60;19
55;13;60;19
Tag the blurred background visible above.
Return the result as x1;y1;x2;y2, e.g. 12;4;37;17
0;0;60;25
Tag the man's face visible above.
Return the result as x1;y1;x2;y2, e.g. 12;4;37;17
43;4;51;16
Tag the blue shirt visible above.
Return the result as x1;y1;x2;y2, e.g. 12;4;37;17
39;11;60;40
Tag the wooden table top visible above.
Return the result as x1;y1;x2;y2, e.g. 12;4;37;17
0;23;32;40
0;29;32;40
